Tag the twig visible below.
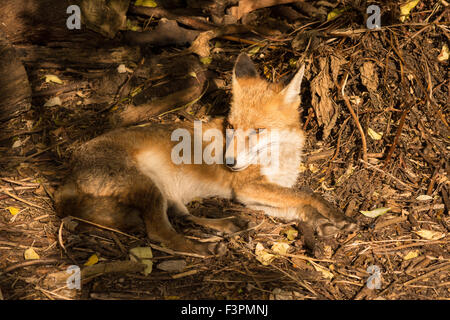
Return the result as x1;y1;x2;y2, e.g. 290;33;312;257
69;216;212;259
402;262;450;286
171;270;199;279
2;258;62;273
325;117;350;175
359;159;414;191
382;107;408;169
340;73;368;164
220;35;279;50
129;5;215;31
374;216;408;231
0;188;45;209
373;240;448;254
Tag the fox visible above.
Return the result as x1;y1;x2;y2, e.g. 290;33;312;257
54;53;356;256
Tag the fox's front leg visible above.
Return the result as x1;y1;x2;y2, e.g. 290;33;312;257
234;180;357;236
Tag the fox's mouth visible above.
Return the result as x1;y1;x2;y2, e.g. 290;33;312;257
227;164;250;172
226;141;279;172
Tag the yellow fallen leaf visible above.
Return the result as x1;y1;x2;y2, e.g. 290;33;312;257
129;247;153;276
400;0;420;22
308;164;319;173
327;7;349;21
271;242;291;255
438;44;449;62
200;57;212;65
368;127;383;140
281;227;298;241
126;19;142;32
255;243;275;266
247;46;260;56
414;229;445;240
360;207;391;218
289;58;297;68
84;254;99;266
129;247;153;259
24;248;40;260
310;261;334;280
6;206;20;216
134;0;157;7
403;250;420;260
44;75;63;84
140;260;153;276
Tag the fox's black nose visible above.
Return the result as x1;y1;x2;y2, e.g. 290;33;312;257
225;157;237;168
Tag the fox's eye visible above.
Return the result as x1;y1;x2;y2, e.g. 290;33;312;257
226;123;234;130
257;128;266;133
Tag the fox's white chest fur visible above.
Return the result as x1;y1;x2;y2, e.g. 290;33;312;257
260;130;305;188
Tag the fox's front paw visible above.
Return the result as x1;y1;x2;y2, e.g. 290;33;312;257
315;214;357;237
301;204;357;238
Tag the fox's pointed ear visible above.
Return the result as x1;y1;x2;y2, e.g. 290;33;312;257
233;53;258;79
232;53;258;91
280;64;305;105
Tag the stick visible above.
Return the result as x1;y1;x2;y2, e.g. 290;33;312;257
402;263;450;286
382;107;408;169
359;159;414;191
340;73;368;164
0;188;45;209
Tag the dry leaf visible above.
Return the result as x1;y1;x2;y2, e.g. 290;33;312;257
438;44;449;62
281;227;298;241
6;206;20;216
403;250;420;260
200;56;212;65
44;75;63;84
44;97;62;107
189;31;215;58
368;127;383;140
84;254;99;266
248;46;261;56
24;248;40;260
157;260;186;273
117;64;127;74
416;194;433;201
400;0;420;22
129;247;153;276
134;0;157;7
327;7;348;21
308;164;319;173
310;261;334;279
255;243;275;266
360;62;378;92
271;242;291;255
414;229;445;240
360;207;391;218
310;57;338;139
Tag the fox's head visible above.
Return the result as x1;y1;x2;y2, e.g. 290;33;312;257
224;53;305;171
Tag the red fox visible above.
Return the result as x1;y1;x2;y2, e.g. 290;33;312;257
55;53;356;255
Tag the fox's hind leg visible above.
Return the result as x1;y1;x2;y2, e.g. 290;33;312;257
123;182;224;255
56;175;224;256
